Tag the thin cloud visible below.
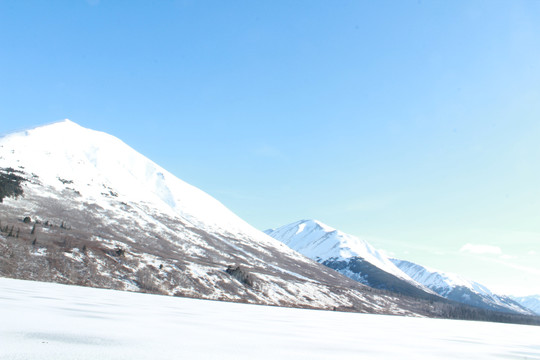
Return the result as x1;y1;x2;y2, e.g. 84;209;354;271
459;243;502;255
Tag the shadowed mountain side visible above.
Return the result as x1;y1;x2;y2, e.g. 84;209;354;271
392;259;532;315
323;257;442;301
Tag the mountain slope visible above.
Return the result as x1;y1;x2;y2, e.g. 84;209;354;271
265;220;440;300
265;219;532;316
392;259;532;315
0;120;439;316
511;295;540;315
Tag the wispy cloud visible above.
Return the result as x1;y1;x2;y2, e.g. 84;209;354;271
459;243;502;255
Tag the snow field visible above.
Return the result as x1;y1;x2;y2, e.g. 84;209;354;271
1;277;540;360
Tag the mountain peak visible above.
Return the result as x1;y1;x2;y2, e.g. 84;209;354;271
1;119;107;148
26;118;82;132
45;118;83;130
4;122;436;315
50;118;77;126
266;220;438;298
266;219;408;275
0;121;257;236
293;219;337;234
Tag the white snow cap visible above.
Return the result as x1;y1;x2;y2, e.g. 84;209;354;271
392;259;506;299
266;219;414;281
0;119;259;236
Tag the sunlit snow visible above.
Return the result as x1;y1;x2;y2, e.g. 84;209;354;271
266;219;420;283
0;120;273;240
1;277;539;360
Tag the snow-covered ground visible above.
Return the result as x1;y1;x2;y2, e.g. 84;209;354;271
1;277;539;360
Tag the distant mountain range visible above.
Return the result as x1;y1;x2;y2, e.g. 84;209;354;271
264;220;439;300
0;120;538;324
512;295;540;315
391;259;528;314
266;219;533;315
0;120;446;317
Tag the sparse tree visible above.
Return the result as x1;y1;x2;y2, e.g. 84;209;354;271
136;269;160;293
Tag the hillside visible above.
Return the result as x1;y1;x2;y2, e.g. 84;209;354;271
0;120;434;316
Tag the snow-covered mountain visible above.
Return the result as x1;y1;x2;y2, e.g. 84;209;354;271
511;295;540;315
265;220;533;316
265;220;440;300
0;120;439;316
391;259;532;315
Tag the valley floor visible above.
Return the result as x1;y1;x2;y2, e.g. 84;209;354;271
1;277;539;360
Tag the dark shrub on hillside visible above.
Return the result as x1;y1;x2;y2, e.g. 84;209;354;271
0;168;27;203
225;265;254;287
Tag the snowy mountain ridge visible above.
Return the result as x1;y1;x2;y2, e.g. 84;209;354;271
266;220;533;315
391;259;492;296
0;119;265;238
265;219;410;280
1;120;537;321
0;120;444;316
511;295;540;315
265;220;440;299
391;259;531;314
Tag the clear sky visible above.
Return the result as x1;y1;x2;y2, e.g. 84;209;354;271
1;0;540;296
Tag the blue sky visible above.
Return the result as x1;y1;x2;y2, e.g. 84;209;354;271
1;0;540;295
